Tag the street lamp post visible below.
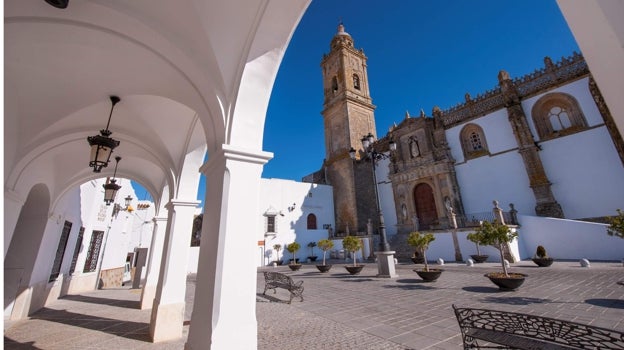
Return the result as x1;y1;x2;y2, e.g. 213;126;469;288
349;132;398;278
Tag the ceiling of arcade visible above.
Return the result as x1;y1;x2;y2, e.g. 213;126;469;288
4;0;309;209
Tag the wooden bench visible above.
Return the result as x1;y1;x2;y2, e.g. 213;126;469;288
262;271;304;304
453;304;624;349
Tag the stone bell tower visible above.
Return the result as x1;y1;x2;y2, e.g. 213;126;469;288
321;24;378;234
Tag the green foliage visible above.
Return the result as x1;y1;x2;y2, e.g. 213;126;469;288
307;241;317;248
317;239;334;251
607;209;624;239
317;239;334;266
466;231;486;245
407;232;435;251
407;231;435;271
286;242;301;253
342;236;363;267
342;236;362;252
475;220;517;276
474;220;517;246
535;245;548;258
273;244;281;251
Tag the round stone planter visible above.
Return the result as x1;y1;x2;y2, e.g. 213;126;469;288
413;268;443;282
470;255;489;263
315;264;332;273
532;257;554;267
308;256;318;262
485;273;527;291
288;264;302;271
344;265;364;275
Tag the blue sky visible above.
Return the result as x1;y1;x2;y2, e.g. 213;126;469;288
134;0;580;205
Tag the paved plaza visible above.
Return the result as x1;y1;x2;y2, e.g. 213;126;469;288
5;260;624;349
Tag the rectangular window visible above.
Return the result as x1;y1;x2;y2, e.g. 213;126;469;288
83;230;104;273
69;227;85;274
49;221;72;282
267;216;276;233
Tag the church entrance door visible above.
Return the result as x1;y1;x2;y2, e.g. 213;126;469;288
414;183;438;230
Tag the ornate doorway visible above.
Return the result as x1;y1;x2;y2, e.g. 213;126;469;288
414;183;438;230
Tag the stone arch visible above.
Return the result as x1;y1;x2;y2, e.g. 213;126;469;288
531;92;587;140
4;183;51;320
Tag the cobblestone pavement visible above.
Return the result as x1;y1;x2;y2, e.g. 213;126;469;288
5;260;624;349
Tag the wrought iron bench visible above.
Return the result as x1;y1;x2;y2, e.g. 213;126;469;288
263;271;304;304
453;304;624;349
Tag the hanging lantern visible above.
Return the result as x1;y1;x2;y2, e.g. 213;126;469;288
88;96;121;173
103;156;122;205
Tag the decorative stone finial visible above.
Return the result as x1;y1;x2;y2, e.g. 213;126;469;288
465;93;471;102
498;70;511;82
419;109;426;118
405;110;410;119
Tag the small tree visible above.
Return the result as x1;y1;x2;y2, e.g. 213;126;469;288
407;232;436;272
607;209;624;239
307;241;317;256
272;244;282;263
286;242;301;264
535;245;548;258
475;220;517;277
466;230;486;256
317;239;334;266
342;236;363;267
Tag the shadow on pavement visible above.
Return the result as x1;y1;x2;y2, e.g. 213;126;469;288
30;308;151;342
585;299;624;309
4;338;44;350
462;286;500;293
481;296;552;305
61;294;139;309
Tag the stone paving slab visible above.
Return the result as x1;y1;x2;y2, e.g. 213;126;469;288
4;260;624;349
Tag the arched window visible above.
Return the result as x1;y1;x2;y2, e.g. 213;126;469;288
331;76;338;92
460;123;489;160
532;93;587;140
307;214;317;230
353;74;360;90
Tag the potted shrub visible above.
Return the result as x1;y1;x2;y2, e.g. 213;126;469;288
531;245;554;267
466;230;489;263
342;236;364;275
477;220;526;290
316;239;334;273
286;242;302;271
407;231;443;282
307;241;318;262
606;209;624;267
272;244;283;265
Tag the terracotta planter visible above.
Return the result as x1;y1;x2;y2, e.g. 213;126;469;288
315;264;332;273
470;255;489;263
288;264;302;271
345;265;364;275
485;273;527;291
532;257;554;267
414;268;443;282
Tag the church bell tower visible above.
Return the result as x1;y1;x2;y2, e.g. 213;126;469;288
321;24;378;234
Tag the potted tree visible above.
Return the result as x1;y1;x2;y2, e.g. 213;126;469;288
342;236;364;275
272;244;283;265
407;231;443;282
607;209;624;267
531;245;554;267
477;220;526;290
286;242;302;271
307;241;318;262
466;230;489;263
316;239;334;272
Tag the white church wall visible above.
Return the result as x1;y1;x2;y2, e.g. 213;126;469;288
447;110;537;216
519;77;624;218
258;178;334;266
517;214;624;261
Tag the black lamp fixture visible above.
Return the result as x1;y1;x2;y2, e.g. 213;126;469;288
88;96;121;173
44;0;69;9
113;194;134;217
103;156;122;206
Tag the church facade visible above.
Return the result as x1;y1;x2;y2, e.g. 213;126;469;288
306;25;624;237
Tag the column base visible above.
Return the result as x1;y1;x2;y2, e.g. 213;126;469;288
375;251;398;278
140;285;156;310
150;301;185;343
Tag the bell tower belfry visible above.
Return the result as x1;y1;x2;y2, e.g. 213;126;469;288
321;24;378;234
